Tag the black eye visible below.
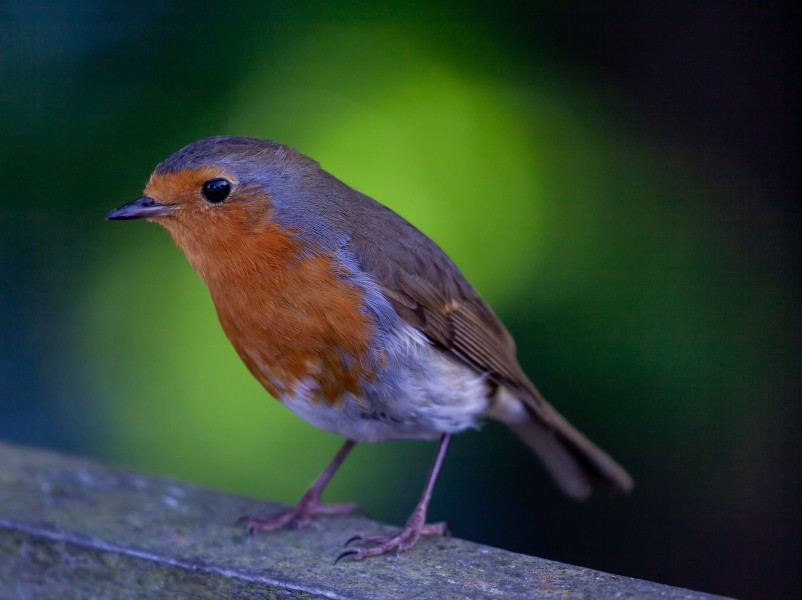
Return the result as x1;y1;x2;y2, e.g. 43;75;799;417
201;178;232;203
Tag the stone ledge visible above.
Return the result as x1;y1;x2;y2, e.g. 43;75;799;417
0;441;730;599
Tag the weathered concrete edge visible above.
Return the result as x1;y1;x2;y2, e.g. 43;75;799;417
0;518;345;599
0;441;734;599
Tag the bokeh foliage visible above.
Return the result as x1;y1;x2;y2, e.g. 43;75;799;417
1;3;798;599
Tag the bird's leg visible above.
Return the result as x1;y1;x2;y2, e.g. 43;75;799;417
337;434;451;561
240;439;359;533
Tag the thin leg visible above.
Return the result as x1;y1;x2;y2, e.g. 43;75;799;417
241;439;359;533
337;434;452;561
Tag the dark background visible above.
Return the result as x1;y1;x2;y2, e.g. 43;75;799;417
1;2;798;598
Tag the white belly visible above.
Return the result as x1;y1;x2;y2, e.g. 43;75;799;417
280;324;490;442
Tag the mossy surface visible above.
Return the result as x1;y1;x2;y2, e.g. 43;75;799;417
0;442;731;599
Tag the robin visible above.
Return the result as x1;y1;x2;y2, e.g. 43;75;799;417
107;136;633;560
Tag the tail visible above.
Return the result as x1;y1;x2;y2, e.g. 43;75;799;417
500;390;634;499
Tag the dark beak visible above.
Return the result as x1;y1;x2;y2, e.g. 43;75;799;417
106;197;176;221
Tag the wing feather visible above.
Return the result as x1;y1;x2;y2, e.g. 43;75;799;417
344;199;550;420
343;193;633;497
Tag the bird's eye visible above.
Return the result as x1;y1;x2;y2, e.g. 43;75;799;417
201;178;232;203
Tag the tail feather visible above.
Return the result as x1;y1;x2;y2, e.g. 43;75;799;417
500;391;634;499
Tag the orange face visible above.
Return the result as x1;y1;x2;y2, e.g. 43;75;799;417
145;165;235;207
142;167;271;271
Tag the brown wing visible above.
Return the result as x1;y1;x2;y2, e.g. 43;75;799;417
345;198;552;422
381;279;542;401
345;195;633;497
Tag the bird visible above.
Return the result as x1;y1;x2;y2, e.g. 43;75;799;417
106;135;633;561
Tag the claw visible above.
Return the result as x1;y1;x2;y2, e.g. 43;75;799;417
238;439;359;536
334;548;361;564
235;516;261;536
237;500;360;535
335;519;449;559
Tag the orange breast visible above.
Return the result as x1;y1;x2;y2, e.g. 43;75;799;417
204;225;375;405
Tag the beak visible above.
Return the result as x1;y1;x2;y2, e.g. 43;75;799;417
106;197;176;221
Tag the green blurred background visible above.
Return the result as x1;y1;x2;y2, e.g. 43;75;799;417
1;2;798;598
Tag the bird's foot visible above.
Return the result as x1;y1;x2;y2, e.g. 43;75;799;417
238;498;361;533
336;516;449;562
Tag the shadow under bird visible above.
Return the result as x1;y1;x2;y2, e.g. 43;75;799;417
107;136;633;560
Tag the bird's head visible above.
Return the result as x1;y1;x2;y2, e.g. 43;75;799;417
107;136;319;231
106;136;332;278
